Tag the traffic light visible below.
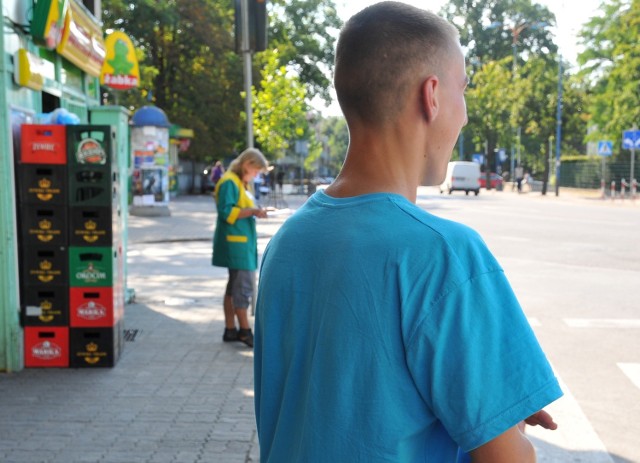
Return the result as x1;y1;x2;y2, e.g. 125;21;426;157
235;0;268;53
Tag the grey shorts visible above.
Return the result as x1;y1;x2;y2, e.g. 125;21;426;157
225;269;254;309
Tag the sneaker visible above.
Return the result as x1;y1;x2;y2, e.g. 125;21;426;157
223;328;239;342
238;328;254;348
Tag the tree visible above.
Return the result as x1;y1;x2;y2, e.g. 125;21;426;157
303;115;348;177
102;0;245;162
516;56;587;193
464;58;516;181
319;116;348;174
442;0;595;190
101;0;342;166
441;0;557;65
268;0;342;105
251;50;309;158
578;0;640;152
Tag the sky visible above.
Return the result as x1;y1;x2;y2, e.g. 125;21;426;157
335;0;603;66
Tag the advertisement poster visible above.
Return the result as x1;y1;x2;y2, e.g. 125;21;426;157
130;126;169;205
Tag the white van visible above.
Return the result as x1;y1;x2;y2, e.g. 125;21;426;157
440;161;481;196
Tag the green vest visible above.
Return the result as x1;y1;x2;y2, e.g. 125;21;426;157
212;171;258;270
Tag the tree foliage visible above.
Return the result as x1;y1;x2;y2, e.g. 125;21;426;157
578;0;640;151
100;0;341;166
514;56;587;191
251;50;308;157
320;116;349;173
302;115;348;176
442;0;557;65
268;0;342;105
442;0;594;188
464;58;515;172
101;0;244;163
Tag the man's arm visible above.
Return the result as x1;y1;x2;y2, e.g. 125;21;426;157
522;410;558;430
469;425;535;463
237;208;267;219
469;410;558;463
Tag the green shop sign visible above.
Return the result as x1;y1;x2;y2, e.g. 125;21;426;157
31;0;69;49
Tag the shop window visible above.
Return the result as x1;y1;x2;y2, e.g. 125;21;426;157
61;59;83;93
82;0;99;19
86;76;100;101
42;92;60;114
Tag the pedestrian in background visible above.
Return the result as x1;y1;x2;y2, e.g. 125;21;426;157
212;148;268;347
254;2;562;462
210;160;225;189
276;169;284;192
515;164;525;192
253;172;263;202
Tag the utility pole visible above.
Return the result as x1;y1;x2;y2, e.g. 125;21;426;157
241;0;254;148
631;124;637;189
510;39;518;181
555;55;563;196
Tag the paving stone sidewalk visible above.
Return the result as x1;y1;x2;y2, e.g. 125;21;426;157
0;193;306;463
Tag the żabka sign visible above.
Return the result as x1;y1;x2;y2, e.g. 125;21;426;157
100;32;140;90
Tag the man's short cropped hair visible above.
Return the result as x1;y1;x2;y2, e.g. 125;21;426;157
334;1;459;125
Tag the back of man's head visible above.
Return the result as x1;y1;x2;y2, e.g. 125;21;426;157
334;1;459;126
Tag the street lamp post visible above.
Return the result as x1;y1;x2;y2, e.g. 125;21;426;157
555;55;563;196
241;0;254;148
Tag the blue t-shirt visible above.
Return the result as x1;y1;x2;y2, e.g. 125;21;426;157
255;191;562;462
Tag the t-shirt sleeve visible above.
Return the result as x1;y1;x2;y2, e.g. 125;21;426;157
405;269;563;452
217;180;241;224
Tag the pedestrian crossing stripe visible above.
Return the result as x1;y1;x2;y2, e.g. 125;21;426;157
527;317;541;327
618;363;640;390
564;319;640;328
526;373;614;461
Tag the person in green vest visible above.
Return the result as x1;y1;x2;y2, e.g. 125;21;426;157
213;148;269;347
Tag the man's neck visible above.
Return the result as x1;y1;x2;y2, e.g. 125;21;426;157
325;122;425;203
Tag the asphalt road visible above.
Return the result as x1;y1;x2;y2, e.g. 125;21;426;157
417;187;640;463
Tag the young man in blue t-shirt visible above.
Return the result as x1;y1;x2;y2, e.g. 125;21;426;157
254;2;563;461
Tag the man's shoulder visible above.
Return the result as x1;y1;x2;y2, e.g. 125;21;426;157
297;192;483;250
388;198;479;241
387;201;497;272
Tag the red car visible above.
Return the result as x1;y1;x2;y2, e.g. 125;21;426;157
479;173;503;189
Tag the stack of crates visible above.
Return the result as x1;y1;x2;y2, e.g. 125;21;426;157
18;125;70;368
17;124;124;368
67;125;125;368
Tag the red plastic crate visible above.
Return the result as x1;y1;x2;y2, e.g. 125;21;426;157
69;287;117;327
24;326;69;368
21;125;67;164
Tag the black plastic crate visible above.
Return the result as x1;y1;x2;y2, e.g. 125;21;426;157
20;204;68;247
69;206;114;247
68;167;116;207
21;285;69;327
69;324;123;368
17;164;67;205
21;245;68;287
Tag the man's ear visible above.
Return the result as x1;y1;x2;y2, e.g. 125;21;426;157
421;76;439;123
